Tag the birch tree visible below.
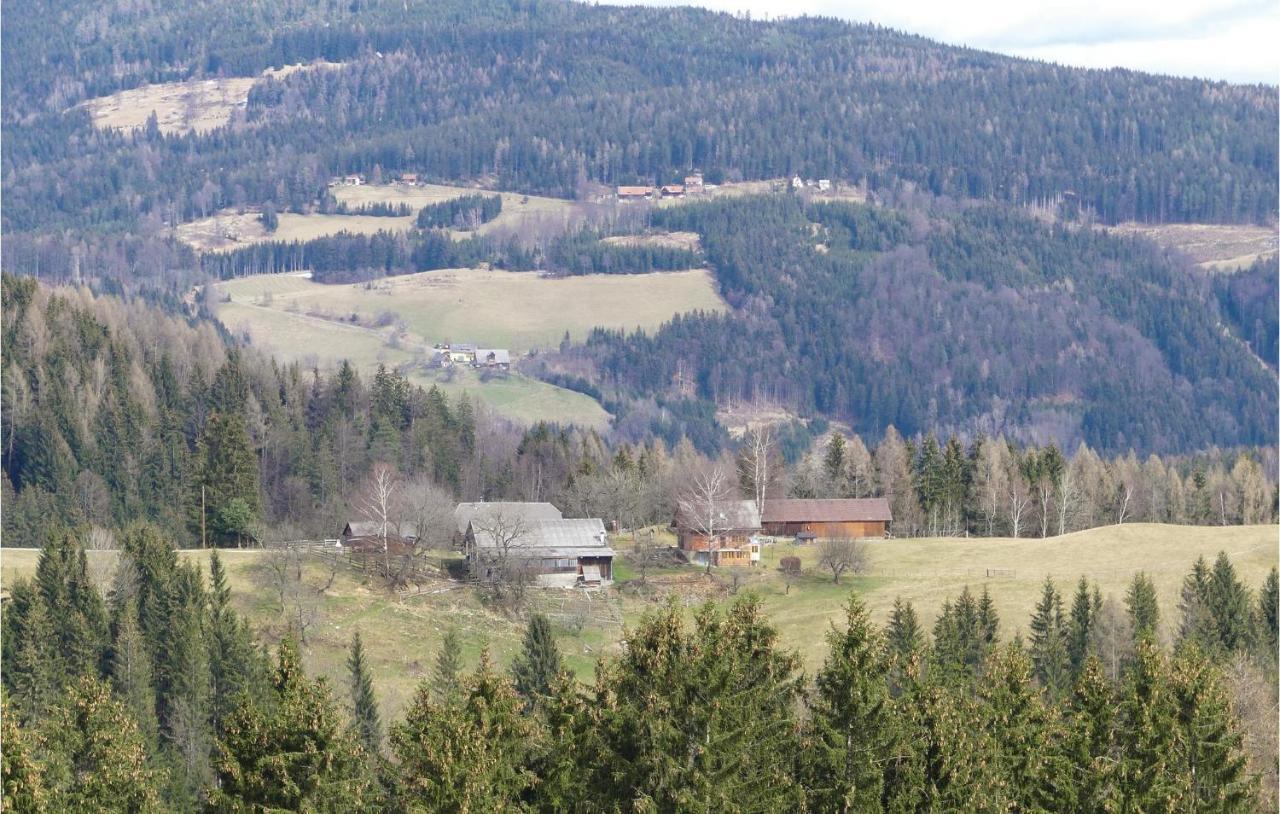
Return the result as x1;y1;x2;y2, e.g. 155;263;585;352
677;464;732;573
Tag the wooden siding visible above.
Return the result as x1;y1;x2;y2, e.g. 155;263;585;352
762;520;888;539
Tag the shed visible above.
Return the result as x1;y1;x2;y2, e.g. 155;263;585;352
673;499;762;567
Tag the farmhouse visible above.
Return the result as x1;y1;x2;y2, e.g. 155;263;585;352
661;184;685;197
817;179;831;191
473;348;511;369
466;517;614;587
674;499;762;567
400;172;419;185
684;172;704;190
617;185;654;200
761;498;892;539
439;342;478;364
343;174;364;186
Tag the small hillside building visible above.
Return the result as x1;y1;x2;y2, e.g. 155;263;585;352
617;185;654;200
661;184;685;197
761;498;892;539
465;516;614;587
341;520;418;554
673;500;762;567
473;349;511;369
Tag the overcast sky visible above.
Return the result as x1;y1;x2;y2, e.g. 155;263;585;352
618;0;1280;84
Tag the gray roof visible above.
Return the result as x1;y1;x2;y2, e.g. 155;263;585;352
675;499;761;532
474;349;510;364
343;520;418;539
470;518;613;557
454;501;563;535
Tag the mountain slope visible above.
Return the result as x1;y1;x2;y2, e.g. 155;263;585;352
539;196;1275;453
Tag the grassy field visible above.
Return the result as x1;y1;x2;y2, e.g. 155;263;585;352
410;368;610;429
332;183;583;239
214;267;725;352
1106;222;1278;271
176;211;417;253
80;62;341;136
4;523;1274;721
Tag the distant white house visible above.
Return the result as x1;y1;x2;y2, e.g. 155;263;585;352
817;179;831;191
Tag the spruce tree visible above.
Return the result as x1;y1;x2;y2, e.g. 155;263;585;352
511;613;565;703
886;597;923;660
207;549;266;736
390;650;537;811
1206;551;1252;654
1113;640;1188;810
110;597;159;749
1029;578;1070;697
1067;576;1096;675
1168;644;1253;812
211;636;372;812
35;527;109;679
978;643;1073;811
804;595;894;812
1064;657;1119;811
347;631;382;755
1126;571;1161;642
39;675;168;813
8;589;61;724
1;694;48;813
433;627;463;701
1178;556;1213;648
1255;566;1278;674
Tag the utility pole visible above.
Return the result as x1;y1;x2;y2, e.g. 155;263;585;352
201;485;207;549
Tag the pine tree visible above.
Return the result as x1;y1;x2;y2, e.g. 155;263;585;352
38;675;168;813
211;636;372;812
824;432;847;491
390;649;537;811
347;631;382;755
1126;571;1161;642
433;627;463;702
1067;576;1096;675
1029;578;1070;697
190;412;261;547
110;597;159;748
163;567;214;803
1168;644;1253;812
804;595;894;812
511;614;565;703
529;670;590;812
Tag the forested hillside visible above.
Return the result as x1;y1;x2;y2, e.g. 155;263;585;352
2;0;1276;291
535;195;1276;453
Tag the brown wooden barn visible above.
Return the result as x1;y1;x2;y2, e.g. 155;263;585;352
673;500;762;567
761;498;892;539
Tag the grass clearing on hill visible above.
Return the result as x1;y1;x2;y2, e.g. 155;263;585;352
1106;222;1277;270
332;183;583;239
3;523;1274;722
215;267;726;353
80;62;341;136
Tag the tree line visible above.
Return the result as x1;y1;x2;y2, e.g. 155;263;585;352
3;274;1275;551
413;193;502;229
3;523;1276;811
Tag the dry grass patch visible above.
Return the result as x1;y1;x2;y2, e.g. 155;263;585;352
333;183;583;239
1107;222;1277;270
176;211;415;253
79;61;341;135
600;231;702;251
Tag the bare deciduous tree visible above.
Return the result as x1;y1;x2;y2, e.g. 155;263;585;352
738;424;777;516
677;464;732;574
470;510;533;606
817;537;867;584
360;463;398;580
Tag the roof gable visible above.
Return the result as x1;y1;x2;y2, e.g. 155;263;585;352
454;501;563;535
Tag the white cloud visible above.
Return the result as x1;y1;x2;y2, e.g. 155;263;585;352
615;0;1280;83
